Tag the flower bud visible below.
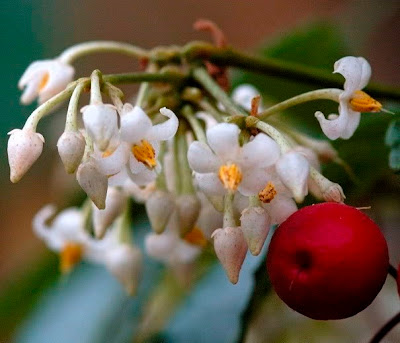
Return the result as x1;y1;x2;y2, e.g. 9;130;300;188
144;232;176;260
145;190;175;234
57;131;86;173
240;206;271;256
77;158;108;209
176;194;201;236
211;226;247;284
7;129;44;183
93;187;126;238
82;104;118;151
105;244;142;296
323;183;346;203
276;151;310;203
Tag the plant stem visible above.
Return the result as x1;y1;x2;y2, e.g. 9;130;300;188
103;71;185;85
388;264;398;280
223;192;236;228
192;67;247;117
180;42;400;101
104;82;124;114
65;81;85;131
369;311;400;343
258;88;341;120
176;125;195;194
90;70;103;105
181;105;207;143
59;41;148;64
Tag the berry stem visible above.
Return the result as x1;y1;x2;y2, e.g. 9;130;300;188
388;264;398;280
369;311;400;343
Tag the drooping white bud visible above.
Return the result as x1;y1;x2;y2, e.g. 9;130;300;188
231;84;262;111
176;194;201;236
82;104;118;151
211;226;247;284
7;129;44;183
76;158;108;209
93;187;126;238
145;190;175;234
240;206;271;256
104;244;142;296
323;183;346;203
276;151;310;203
57;131;86;173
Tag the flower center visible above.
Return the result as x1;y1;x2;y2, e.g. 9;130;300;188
349;90;382;113
132;139;156;169
218;164;242;191
184;226;208;247
258;181;277;203
38;73;50;91
60;242;83;274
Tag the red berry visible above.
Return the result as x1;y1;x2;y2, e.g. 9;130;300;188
267;202;389;320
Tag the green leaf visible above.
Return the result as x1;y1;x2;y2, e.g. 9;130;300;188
385;119;400;147
389;146;400;171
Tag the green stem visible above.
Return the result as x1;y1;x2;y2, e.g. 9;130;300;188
103;71;185;85
246;116;291;152
90;70;103;105
59;41;148;64
177;125;195;194
223;192;236;228
172;135;182;195
180;42;400;101
118;199;133;244
104;82;124;113
181;105;207;143
65;81;86;131
199;98;224;122
258;88;341;120
192;67;247;117
23;80;85;131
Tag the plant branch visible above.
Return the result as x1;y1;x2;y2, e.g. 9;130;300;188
369;311;400;343
178;42;400;101
388;263;398;280
103;71;186;85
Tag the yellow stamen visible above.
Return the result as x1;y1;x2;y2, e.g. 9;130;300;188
132;139;156;169
38;73;49;91
102;148;115;158
218;164;242;191
184;226;208;247
60;242;83;274
258;182;277;203
349;90;382;113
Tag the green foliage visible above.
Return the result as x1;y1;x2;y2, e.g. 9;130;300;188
385;118;400;172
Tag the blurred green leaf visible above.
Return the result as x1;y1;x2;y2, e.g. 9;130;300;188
385;119;400;147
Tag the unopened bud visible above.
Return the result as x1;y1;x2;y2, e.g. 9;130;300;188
240;206;271;256
276;151;310;203
176;194;201;236
323;183;346;203
82;104;118;151
77;158;108;209
145;190;175;234
7;129;44;183
57;131;86;173
211;226;247;284
93;187;126;238
105;244;142;296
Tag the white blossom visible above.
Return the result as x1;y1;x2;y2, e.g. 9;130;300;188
315;56;377;140
18;59;74;104
57;131;86;174
7;129;44;183
231;84;263;112
188;123;280;197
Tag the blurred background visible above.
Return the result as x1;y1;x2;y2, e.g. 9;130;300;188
0;0;399;342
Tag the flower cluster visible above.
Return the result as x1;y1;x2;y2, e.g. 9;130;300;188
8;38;384;292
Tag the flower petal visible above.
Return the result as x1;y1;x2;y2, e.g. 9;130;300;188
238;167;269;196
146;107;179;141
264;194;297;225
96;143;129;176
315;106;349;141
188;141;220;173
240;133;280;169
120;106;152;143
340;107;361;139
195;172;225;196
334;56;366;97
206;123;240;161
231;84;261;111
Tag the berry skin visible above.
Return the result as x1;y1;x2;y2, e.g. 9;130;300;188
267;202;389;320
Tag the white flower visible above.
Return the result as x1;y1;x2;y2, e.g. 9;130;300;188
18;59;74;104
315;56;380;140
231;84;263;112
211;226;247;284
145;211;202;266
57;131;86;174
117;104;179;183
7;129;44;183
188;123;280;197
82;104;119;151
33;205;100;273
275;151;310;203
